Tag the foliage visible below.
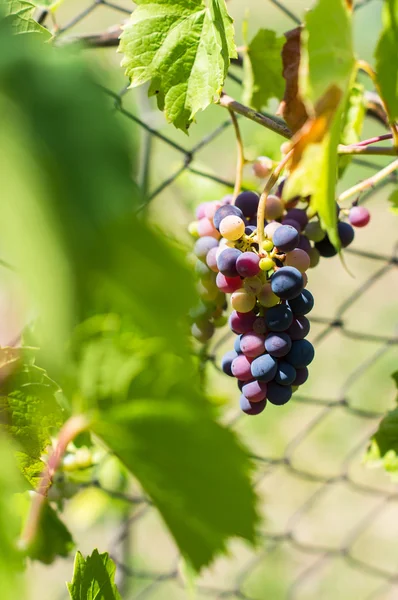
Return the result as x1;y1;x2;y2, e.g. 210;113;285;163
375;0;398;124
0;0;51;38
67;550;121;600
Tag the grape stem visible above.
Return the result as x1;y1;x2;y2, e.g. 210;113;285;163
257;150;294;253
228;109;245;203
338;158;398;203
20;414;90;549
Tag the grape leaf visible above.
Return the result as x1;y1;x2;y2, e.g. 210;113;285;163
284;0;355;250
0;0;51;38
67;550;121;600
389;189;398;214
243;29;285;111
375;0;398;123
119;0;237;131
339;83;366;176
277;27;308;134
0;364;64;486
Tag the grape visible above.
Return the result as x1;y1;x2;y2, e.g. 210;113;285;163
271;266;304;300
195;260;212;278
281;218;301;233
251;354;278;382
235;191;260;218
275;361;297;386
243;276;263;295
221;194;234;205
217;248;242;277
236;252;261;277
297;235;312;254
237;379;247;391
241;332;266;358
264;332;292;357
206;247;219;272
338;221;355;247
204;201;222;220
240;395;267;415
285;339;315;368
302;272;308;288
265;303;293;331
264;195;284;220
349;206;370;227
220;215;246;241
214;315;228;328
221;350;238;376
252;156;273;179
234;335;243;354
197;218;220;239
213;205;244;230
273;225;300;252
308;247;320;268
242;380;267;402
286;208;308;229
259;257;275;271
231;288;256;313
264;221;283;240
314;236;337;257
293;366;309;386
258;283;279;308
245;225;257;235
304;221;325;242
262;239;274;252
188;221;200;238
287;316;310;340
216;272;242;293
196;202;208;219
253;317;267;334
267;382;292;405
192;321;214;342
189;301;215;322
194;236;219;261
288;289;314;316
197;281;218;302
285;249;310;272
231;355;253;381
229;311;257;334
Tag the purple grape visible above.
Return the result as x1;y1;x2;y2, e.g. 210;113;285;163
251;354;278;382
234;335;243;354
282;218;302;233
213;205;244;230
273;225;300;252
242;380;267;402
231;355;253;381
275;361;297;386
315;236;337;257
221;350;238;376
267;382;292;405
229;311;257;334
288;290;314;316
338;222;355;248
240;332;266;358
265;304;293;332
240;395;267;415
271;266;304;300
194;236;219;261
293;367;309;386
217;248;242;277
285;339;315;368
287;316;310;340
286;208;308;229
297;235;312;254
264;332;292;357
235;191;260;218
236;252;260;277
245;225;257;235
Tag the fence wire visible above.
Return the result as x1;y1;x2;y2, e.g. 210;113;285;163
34;1;398;599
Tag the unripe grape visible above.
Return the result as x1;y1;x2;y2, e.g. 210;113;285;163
231;288;256;313
304;220;325;242
262;239;274;252
252;156;273;179
188;221;200;238
258;283;279;307
308;247;320;268
219;215;245;241
243;276;263;295
259;257;275;271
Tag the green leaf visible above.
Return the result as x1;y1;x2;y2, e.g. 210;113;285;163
375;0;398;123
338;83;366;176
17;493;74;563
67;549;121;600
119;0;237;131
388;189;398;215
0;0;51;38
243;29;285;111
0;363;64;486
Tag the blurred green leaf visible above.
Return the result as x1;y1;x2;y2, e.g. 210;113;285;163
0;0;51;38
119;0;237;131
67;549;121;600
375;0;398;123
388;189;398;215
0;363;64;486
339;83;366;176
243;29;285;111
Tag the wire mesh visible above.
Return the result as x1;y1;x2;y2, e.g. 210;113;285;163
33;1;398;598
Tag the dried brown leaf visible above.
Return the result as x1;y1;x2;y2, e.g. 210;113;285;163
277;27;308;134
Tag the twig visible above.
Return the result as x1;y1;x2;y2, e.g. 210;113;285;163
338;158;398;203
20;414;90;549
337;145;398;156
229;110;245;202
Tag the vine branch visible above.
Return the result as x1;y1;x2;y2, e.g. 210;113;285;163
338;158;398;203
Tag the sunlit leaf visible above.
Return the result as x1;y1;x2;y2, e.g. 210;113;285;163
67;550;121;600
375;0;398;123
338;83;366;176
0;0;51;38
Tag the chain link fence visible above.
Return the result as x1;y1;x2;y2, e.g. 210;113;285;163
31;1;398;598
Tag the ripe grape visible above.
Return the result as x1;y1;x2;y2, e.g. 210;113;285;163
234;335;243;354
236;252;261;277
242;380;267;402
297;235;312;254
194;236;219;261
267;382;292;405
264;195;284;220
216;272;242;293
264;221;283;240
221;350;238;376
231;355;253;381
213;205;244;230
216;248;242;277
253;317;267;334
273;225;300;252
265;304;293;331
271;266;304;300
240;395;267;415
286;208;308;229
293;367;309;386
264;332;292;357
235;191;260;217
338;222;355;247
229;310;257;334
219;215;246;241
281;218;301;233
285;339;315;368
204;201;222;220
288;289;314;316
285;249;310;272
251;354;278;382
275;361;297;386
349;206;370;228
314;236;337;257
258;283;279;308
240;332;266;358
287;316;310;340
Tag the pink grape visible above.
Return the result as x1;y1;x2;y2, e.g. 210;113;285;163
349;206;370;228
264;195;284;220
197;218;220;239
285;249;311;272
231;355;253;381
206;247;219;272
229;311;257;334
216;272;242;293
240;332;266;358
242;380;267;402
236;252;261;277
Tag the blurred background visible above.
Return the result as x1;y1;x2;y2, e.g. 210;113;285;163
21;0;398;598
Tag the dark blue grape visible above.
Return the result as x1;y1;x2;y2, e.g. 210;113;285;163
293;367;309;386
265;304;293;332
338;222;355;248
286;208;308;229
288;290;314;316
315;236;337;257
237;379;246;391
234;335;243;354
287;316;310;340
285;339;315;368
221;350;238;376
264;332;292;357
245;225;257;235
213;205;244;230
275;361;297;386
271;267;304;300
273;225;300;252
240;395;267;415
267;382;292;405
216;248;242;277
194;236;219;261
251;354;278;382
297;235;312;254
235;191;260;218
